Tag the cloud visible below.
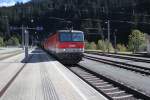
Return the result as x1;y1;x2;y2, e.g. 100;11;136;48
0;0;15;7
0;0;30;7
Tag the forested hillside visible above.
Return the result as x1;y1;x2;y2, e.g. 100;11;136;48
0;0;150;43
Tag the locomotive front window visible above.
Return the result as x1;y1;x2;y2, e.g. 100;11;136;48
60;32;72;42
60;32;84;42
72;33;84;42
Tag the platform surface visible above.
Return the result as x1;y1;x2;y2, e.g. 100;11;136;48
0;52;25;93
0;49;107;100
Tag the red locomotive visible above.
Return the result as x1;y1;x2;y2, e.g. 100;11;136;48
43;30;84;64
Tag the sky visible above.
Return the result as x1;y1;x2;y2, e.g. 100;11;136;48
0;0;31;7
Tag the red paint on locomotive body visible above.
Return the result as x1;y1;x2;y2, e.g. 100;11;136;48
58;42;84;49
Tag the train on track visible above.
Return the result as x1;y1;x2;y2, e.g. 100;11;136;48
42;30;85;64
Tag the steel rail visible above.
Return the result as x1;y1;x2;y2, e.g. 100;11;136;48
84;55;150;76
68;65;150;100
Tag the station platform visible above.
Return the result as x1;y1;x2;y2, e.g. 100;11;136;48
0;52;25;93
0;48;107;100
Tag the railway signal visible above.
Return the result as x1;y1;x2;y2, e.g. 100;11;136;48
36;27;43;31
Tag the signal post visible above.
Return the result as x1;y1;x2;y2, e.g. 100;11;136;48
10;26;43;62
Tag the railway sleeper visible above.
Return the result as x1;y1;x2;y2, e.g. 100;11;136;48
77;72;92;75
112;94;133;100
84;77;100;81
110;92;132;99
88;80;104;83
97;85;114;89
82;75;97;79
92;82;108;85
106;91;125;95
103;88;123;94
101;87;118;91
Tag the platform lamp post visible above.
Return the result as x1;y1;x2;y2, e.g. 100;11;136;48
101;27;106;53
30;19;34;47
21;25;25;50
24;29;29;62
105;20;110;53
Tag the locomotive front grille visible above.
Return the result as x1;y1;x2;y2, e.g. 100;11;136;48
65;48;84;52
56;48;84;53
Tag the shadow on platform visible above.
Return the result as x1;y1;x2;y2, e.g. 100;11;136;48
21;49;56;63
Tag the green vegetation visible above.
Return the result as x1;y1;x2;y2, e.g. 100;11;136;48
85;40;114;52
107;40;114;52
5;36;20;46
0;36;4;47
89;42;97;50
117;44;127;52
0;35;21;47
85;42;90;49
86;30;147;53
128;30;146;53
97;40;107;52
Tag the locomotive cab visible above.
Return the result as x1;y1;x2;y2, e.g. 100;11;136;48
56;30;84;64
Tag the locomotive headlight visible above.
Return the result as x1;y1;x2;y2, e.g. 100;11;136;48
63;49;66;51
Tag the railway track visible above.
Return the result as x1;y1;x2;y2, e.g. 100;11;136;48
0;50;22;54
84;55;150;76
0;51;23;60
69;65;150;100
85;52;150;63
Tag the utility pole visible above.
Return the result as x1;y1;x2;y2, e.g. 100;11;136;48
107;20;110;53
5;16;10;36
114;29;117;53
25;29;29;62
132;2;136;16
97;22;104;40
10;26;28;61
22;25;25;49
